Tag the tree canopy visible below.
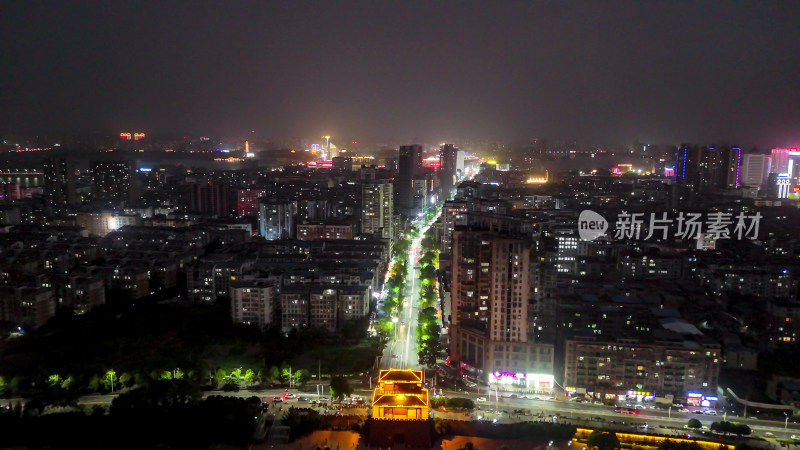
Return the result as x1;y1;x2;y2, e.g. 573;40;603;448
587;431;620;450
328;375;353;401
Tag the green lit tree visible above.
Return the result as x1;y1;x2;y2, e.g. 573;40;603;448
418;336;443;368
329;375;353;401
243;369;256;384
268;366;281;383
215;368;228;385
103;370;117;392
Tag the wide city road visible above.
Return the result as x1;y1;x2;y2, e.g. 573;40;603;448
10;385;799;442
432;392;800;439
381;212;439;371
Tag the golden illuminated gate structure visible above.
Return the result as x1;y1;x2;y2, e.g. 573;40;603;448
371;369;429;421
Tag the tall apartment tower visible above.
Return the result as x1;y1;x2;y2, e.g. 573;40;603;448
90;160;137;207
674;144;700;186
740;153;771;188
449;225;554;389
189;182;231;216
361;180;394;239
43;157;77;208
396;144;423;215
450;229;530;343
770;148;800;182
724;147;743;189
675;145;742;192
259;200;295;240
439;144;458;201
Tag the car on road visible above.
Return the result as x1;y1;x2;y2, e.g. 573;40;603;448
476;397;487;402
319;397;329;402
531;396;542;400
765;432;776;438
679;408;690;413
284;393;296;399
790;435;798;440
272;397;283;403
705;410;717;415
614;407;638;414
297;397;309;402
692;410;705;415
545;396;555;401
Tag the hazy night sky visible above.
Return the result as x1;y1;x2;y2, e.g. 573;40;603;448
2;1;800;147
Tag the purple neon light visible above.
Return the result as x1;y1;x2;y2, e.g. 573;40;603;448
682;148;687;180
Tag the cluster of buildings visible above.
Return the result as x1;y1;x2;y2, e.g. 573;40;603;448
0;143;467;337
2;138;799;412
437;145;799;408
673;146;800;200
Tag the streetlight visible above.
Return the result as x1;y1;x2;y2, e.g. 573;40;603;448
785;412;790;438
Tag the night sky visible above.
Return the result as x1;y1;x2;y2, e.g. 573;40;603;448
2;1;800;146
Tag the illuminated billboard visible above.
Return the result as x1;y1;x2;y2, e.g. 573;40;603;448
489;371;553;389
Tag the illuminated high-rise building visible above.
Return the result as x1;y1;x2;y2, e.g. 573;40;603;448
439;144;458;201
90;160;137;207
740;153;771;188
723;146;742;189
675;145;743;192
259;200;295;240
236;188;267;217
673;143;700;186
361;180;394;239
43;157;77;208
771;148;795;174
396;144;423;215
771;148;800;181
189;182;231;216
449;222;554;390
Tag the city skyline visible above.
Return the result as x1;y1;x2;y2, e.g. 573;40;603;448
3;1;800;147
3;2;800;448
